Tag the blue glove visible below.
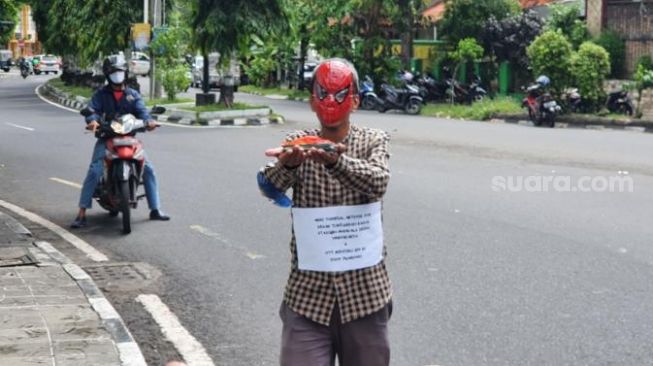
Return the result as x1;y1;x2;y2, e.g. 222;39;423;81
257;171;292;208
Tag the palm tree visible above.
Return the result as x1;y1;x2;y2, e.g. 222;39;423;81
190;0;287;106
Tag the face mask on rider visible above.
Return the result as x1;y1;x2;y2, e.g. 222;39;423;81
109;71;125;84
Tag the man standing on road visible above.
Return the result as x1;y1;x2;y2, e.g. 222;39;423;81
70;54;170;228
259;58;393;365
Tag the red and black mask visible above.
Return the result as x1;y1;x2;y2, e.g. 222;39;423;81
310;60;357;127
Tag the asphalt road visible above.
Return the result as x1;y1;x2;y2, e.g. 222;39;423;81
1;74;653;365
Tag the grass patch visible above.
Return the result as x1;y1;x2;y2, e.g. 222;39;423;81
47;78;94;99
422;97;522;121
240;85;311;100
180;102;267;113
146;97;193;106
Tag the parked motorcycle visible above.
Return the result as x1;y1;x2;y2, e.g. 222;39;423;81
79;107;164;234
359;75;380;111
376;82;423;115
447;75;487;104
606;90;634;116
415;74;449;102
522;76;561;127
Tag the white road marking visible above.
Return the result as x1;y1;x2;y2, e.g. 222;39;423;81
34;84;80;113
49;177;82;189
0;199;109;262
136;294;215;366
190;225;265;260
5;123;35;131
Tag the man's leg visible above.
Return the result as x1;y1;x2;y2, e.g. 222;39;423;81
72;141;106;227
142;159;169;220
336;301;392;366
279;302;335;366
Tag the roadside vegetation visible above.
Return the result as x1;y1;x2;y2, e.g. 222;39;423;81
47;78;94;98
422;98;522;121
239;85;310;100
180;102;267;113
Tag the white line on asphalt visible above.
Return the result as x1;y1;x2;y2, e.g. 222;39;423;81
5;123;35;131
136;294;215;366
190;225;265;260
0;199;109;262
34;84;80;113
49;177;82;189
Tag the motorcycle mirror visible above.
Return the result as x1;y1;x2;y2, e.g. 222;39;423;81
150;106;166;115
80;107;95;117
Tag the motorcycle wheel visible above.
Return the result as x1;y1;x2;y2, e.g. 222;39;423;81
473;94;485;103
118;180;131;234
361;95;377;111
622;103;634;116
405;99;422;115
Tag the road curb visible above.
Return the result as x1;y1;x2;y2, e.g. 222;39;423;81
40;82;88;110
154;113;285;126
34;239;148;366
494;113;653;133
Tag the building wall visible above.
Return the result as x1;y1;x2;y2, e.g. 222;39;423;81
586;0;603;36
605;1;653;74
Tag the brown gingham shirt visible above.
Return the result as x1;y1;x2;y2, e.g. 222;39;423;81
262;124;392;326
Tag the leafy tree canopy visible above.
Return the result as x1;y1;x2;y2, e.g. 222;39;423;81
439;0;520;45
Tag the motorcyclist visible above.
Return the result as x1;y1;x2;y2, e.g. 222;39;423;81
18;57;30;74
70;54;170;228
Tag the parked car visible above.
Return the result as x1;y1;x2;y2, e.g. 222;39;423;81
0;49;12;72
34;54;61;75
128;52;150;76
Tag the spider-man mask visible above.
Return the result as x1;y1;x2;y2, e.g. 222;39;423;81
311;60;356;127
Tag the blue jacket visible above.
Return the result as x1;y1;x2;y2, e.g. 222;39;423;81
85;85;151;127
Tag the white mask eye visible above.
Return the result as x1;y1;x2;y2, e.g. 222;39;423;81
316;84;328;100
335;87;349;103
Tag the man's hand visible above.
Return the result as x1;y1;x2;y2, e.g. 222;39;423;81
147;120;159;131
86;120;100;133
278;145;307;169
306;144;346;166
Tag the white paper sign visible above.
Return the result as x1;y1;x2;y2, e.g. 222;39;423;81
292;202;384;272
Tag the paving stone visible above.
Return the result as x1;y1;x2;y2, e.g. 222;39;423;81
33;295;87;306
42;305;99;325
0;308;44;329
56;352;120;366
29;284;84;297
49;322;111;342
0;268;19;279
0;327;48;344
0;296;36;307
54;339;118;358
0;284;31;297
0;341;51;357
0;356;52;365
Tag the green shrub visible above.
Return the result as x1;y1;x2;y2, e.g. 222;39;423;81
158;64;191;101
636;55;653;72
569;42;611;111
595;30;625;78
527;30;573;97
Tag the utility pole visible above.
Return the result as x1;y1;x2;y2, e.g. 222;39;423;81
148;0;162;99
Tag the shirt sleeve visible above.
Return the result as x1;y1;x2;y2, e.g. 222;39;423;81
85;90;104;124
259;130;310;193
328;130;390;199
131;91;152;122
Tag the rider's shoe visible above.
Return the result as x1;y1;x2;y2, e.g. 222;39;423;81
149;210;170;221
70;216;87;228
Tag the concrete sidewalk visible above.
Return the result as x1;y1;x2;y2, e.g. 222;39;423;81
0;209;144;365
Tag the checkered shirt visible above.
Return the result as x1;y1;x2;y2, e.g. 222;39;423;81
262;124;392;325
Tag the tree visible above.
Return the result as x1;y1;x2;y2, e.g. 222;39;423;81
150;16;191;101
527;30;573;98
595;30;625;79
394;0;427;69
449;38;484;103
0;0;19;46
569;42;611;111
190;0;286;105
439;0;520;45
483;10;544;70
546;4;589;50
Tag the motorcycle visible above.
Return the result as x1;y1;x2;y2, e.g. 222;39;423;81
606;90;634;116
446;75;487;104
415;74;449;102
359;75;380;111
79;106;164;234
376;82;423;115
19;61;30;79
522;82;561;127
